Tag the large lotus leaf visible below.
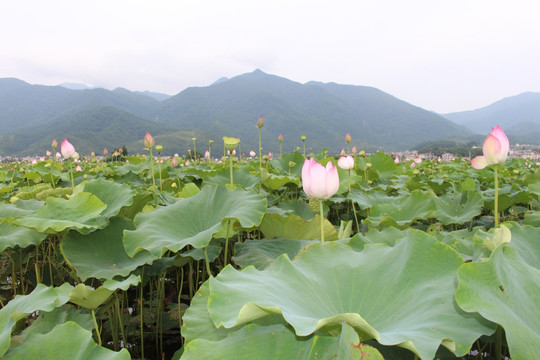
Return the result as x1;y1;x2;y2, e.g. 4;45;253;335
367;151;398;178
269;151;305;177
202;167;259;190
3;321;130;360
0;283;73;356
208;238;495;359
0;199;44;221
11;192;107;234
61;217;154;281
259;213;338;241
365;190;436;228
233;238;319;269
455;245;540;359
0;222;47;252
69;275;140;310
123;186;267;258
433;190;484;225
348;227;429;251
182;282;382;359
434;228;480;261
262;173;300;190
273;199;315;220
348;189;394;210
75;178;135;220
523;210;540;226
182;321;383;360
502;222;540;269
528;181;540;196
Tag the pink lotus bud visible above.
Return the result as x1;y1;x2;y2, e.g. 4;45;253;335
267;152;273;160
103;147;108;156
56;152;61;159
471;125;509;169
185;160;190;166
394;156;399;164
52;139;58;149
278;133;283;142
345;132;351;143
204;150;210;159
75;165;82;171
144;131;155;149
256;114;264;128
171;156;179;167
46;150;51;156
414;157;422;164
411;162;416;168
91;152;95;157
31;159;37;164
60;139;76;159
338;155;355;170
340;149;346;155
302;158;340;199
352;146;358;154
250;150;256;157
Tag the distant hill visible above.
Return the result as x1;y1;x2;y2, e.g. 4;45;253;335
0;71;477;156
442;92;540;137
155;69;470;153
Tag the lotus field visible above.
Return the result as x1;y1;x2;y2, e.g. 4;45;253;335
0;129;539;360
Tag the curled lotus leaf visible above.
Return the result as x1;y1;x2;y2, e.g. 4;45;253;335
208;236;495;359
75;178;135;220
123;185;267;259
456;244;540;360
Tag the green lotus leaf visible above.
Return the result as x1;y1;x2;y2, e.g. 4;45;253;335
0;222;47;252
367;151;398;178
11;192;107;234
455;245;540;359
75;178;135;220
434;228;480;261
14;183;52;200
203;167;259;190
523;210;540;226
3;321;130;360
178;182;200;198
208;238;495;359
262;174;300;190
528;181;540;196
10;305;93;349
348;189;395;211
123;186;267;258
273;199;315;220
433;190;484;225
182;282;383;360
501;222;540;269
233;238;319;269
269;152;305;177
0;283;73;356
259;213;338;241
69;275;140;310
61;217;154;281
0;199;44;222
365;190;436;228
181;240;222;262
349;227;428;251
181;321;383;360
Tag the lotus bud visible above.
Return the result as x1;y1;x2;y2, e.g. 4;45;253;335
60;139;76;159
46;150;51;156
52;139;58;150
103;147;108;156
345;133;351;143
204;150;210;159
144;131;155;149
338;155;355;170
289;161;296;168
352;146;358;154
341;149;346;155
171;156;179;167
155;145;163;154
256;114;264;128
75;165;82;171
250;150;256;157
278;134;283;142
301;135;306;141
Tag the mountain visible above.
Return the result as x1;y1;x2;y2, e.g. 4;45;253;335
0;78;160;133
155;69;470;153
442;92;540;135
0;70;475;156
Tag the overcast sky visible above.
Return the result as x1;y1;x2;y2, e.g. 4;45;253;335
1;0;539;113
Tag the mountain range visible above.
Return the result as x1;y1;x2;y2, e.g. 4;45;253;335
0;70;538;157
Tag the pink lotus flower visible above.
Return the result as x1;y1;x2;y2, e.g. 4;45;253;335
471;125;509;169
338;155;354;170
267;152;273;160
46;150;51;156
75;165;82;171
204;150;210;159
302;158;339;199
414;157;422;164
250;150;256;157
394;156;399;164
61;139;76;159
171;156;179;167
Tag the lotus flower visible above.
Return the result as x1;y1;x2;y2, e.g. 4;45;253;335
471;125;509;169
75;165;82;172
302;158;339;199
60;139;76;159
250;150;256;157
338;155;354;170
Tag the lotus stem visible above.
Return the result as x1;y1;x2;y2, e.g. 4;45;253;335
69;159;75;192
229;153;234;188
223;219;231;267
203;247;212;276
348;170;360;232
158;154;163;192
319;199;325;245
258;127;262;173
495;325;503;359
140;268;145;360
91;309;102;346
494;165;499;227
